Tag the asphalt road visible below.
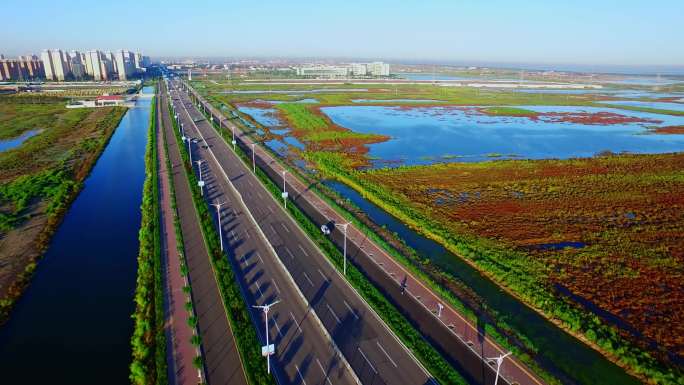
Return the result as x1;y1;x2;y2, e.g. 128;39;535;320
159;82;249;385
168;78;435;385
181;78;547;385
168;81;361;385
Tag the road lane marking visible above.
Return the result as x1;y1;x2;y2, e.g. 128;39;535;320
280;222;291;234
290;311;302;333
343;300;359;320
376;341;398;368
297;244;309;257
255;280;264;297
303;272;313;287
317;269;327;282
316;358;333;385
285;247;295;260
267;205;274;214
244;230;251;239
274;319;283;337
357;347;378;374
326;303;341;324
273;280;281;294
295;364;308;385
257;253;264;264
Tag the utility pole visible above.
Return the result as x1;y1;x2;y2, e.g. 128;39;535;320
251;143;256;173
487;352;512;385
253;300;280;374
335;222;351;275
211;201;226;251
281;170;288;209
195;160;205;196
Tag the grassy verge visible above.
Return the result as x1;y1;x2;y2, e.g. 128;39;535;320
195;100;470;385
167;99;274;385
129;93;168;385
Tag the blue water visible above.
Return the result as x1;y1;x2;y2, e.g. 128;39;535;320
239;106;282;127
351;99;444;103
323;180;641;385
0;129;42;152
320;105;684;166
0;86;152;384
598;100;684;112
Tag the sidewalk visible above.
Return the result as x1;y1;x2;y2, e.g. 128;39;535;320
157;89;201;385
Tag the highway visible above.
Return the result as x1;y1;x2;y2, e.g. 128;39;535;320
167;78;436;385
159;82;249;385
181;78;547;385
167;80;360;385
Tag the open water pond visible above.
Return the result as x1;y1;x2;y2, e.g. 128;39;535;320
320;105;684;166
0;129;42;152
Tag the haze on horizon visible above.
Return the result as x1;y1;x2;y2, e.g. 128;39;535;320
2;0;683;71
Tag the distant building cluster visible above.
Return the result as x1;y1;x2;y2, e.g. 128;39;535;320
295;62;390;78
0;49;150;82
0;54;44;81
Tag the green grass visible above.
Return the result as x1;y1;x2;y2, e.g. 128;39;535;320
480;106;538;117
276;103;328;130
129;92;168;385
302;130;385;142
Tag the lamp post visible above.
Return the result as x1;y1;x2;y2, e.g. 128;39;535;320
231;125;236;150
251;143;256;173
195;160;205;196
335;222;351;275
211;201;226;251
281;170;288;209
184;136;193;164
253;300;280;374
487;352;512;385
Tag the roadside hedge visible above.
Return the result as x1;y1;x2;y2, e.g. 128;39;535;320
129;93;168;385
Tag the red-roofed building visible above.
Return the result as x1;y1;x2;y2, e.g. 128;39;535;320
95;94;125;106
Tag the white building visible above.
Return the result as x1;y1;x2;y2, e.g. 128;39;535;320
296;65;350;78
50;49;69;81
88;50;104;81
41;50;55;80
366;62;390;77
350;63;367;76
115;50;130;80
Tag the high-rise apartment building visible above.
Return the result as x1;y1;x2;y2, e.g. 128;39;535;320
115;49;129;80
88;50;104;81
41;50;55;80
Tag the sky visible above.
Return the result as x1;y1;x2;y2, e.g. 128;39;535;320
2;0;683;69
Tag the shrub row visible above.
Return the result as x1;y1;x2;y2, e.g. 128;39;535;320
129;93;168;385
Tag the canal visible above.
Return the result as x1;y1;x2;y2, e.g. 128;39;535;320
0;87;153;384
324;180;641;385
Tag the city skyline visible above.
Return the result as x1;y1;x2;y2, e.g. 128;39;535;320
1;0;683;68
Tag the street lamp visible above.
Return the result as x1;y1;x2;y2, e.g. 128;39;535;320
253;299;280;374
184;136;193;164
211;201;226;251
195;160;205;196
487;352;512;385
335;222;351;275
231;125;236;149
251;143;256;173
281;170;288;209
